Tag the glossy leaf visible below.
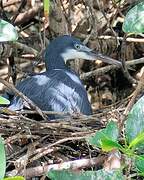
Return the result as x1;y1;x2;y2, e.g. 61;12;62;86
0;19;18;42
87;121;119;149
135;155;144;173
47;169;124;180
44;0;49;16
122;2;144;33
126;95;144;148
0;136;6;179
3;176;25;180
128;132;144;150
101;139;123;152
0;96;10;105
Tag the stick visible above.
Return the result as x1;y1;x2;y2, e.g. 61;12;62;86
7;156;105;178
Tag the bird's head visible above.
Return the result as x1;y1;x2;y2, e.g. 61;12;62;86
44;35;121;69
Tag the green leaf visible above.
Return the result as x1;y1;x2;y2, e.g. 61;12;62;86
122;2;144;33
0;96;10;105
128;132;144;150
135;155;144;173
44;0;50;15
0;136;6;179
0;20;18;42
87;121;119;149
101;139;123;152
3;176;25;180
47;169;124;180
126;95;144;148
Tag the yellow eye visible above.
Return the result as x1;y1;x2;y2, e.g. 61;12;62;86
75;44;81;50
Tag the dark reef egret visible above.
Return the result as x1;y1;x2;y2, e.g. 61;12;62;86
6;35;121;119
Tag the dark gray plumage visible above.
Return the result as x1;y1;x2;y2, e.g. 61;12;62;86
7;35;121;119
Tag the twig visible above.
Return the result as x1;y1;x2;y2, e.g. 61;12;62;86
97;0;119;46
81;57;144;80
7;134;51;160
123;71;144;117
14;4;43;25
0;0;9;22
97;35;144;43
12;0;27;24
81;64;118;80
12;42;38;56
2;0;21;8
76;33;144;43
27;134;94;164
121;35;137;85
17;109;68;116
7;156;105;178
118;68;144;131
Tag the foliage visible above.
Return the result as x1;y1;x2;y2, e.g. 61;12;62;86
0;96;10;105
47;2;144;178
44;0;50;17
47;94;144;178
122;1;144;33
125;95;144;174
86;117;144;175
87;120;121;151
1;0;144;179
0;136;6;180
0;19;20;179
47;169;124;180
0;20;18;42
135;155;144;173
3;177;25;180
46;99;144;178
122;1;144;174
0;19;17;105
126;95;144;146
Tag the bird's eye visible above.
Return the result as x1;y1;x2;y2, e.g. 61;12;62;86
74;44;81;50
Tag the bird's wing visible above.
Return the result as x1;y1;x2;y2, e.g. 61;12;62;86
9;70;92;117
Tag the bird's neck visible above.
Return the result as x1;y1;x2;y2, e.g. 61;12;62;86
45;54;67;70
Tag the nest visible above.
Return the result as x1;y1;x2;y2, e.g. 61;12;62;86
0;108;120;179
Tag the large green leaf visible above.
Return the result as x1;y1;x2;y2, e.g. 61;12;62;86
128;132;144;150
0;96;10;105
126;95;144;146
0;19;18;42
87;121;119;150
122;2;144;33
44;0;50;15
135;155;144;173
3;177;25;180
101;139;123;152
0;136;6;179
47;169;124;180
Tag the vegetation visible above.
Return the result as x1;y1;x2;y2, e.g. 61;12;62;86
0;0;144;179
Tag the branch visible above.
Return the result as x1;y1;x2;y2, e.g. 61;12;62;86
13;42;38;56
14;4;43;25
7;156;105;178
81;57;144;80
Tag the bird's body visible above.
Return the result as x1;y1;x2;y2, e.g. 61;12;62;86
10;68;92;119
7;35;121;120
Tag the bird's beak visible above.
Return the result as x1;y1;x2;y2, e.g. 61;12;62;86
83;46;122;67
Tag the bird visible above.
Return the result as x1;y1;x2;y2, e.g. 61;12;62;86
6;35;121;120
